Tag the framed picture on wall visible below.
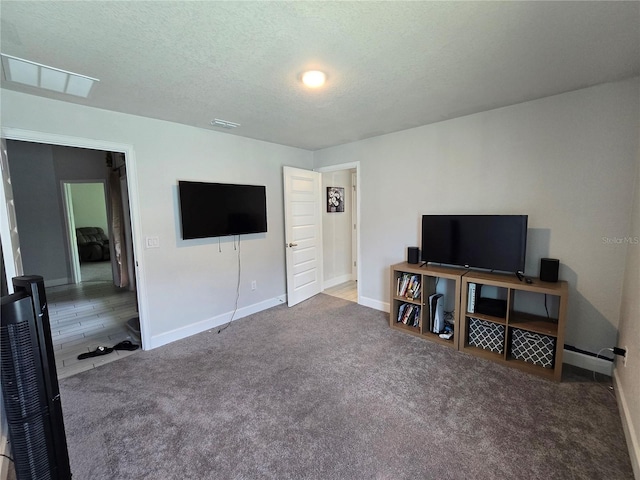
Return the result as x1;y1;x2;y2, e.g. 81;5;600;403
327;187;345;213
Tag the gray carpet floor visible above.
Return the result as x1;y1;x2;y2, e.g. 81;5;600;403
58;294;633;479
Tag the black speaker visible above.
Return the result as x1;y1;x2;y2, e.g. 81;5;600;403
13;276;59;406
540;258;559;283
407;247;419;264
1;276;72;480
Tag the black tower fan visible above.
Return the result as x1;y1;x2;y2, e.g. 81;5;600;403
1;275;72;479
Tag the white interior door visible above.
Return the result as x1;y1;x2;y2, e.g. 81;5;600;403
283;166;323;307
0;138;23;292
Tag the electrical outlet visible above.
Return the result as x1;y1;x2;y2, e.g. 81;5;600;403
251;280;257;291
623;346;628;367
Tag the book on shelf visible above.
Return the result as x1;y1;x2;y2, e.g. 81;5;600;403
402;305;412;324
468;282;476;313
409;279;421;299
397;273;421;299
409;305;421;327
402;304;414;325
397;303;407;323
396;275;404;296
397;303;420;327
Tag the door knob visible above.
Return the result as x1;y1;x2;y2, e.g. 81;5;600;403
288;242;298;247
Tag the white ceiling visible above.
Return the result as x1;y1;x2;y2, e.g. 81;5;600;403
1;1;639;151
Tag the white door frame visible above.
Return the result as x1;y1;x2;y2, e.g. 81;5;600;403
0;127;148;350
315;162;361;304
0;138;23;291
61;182;80;284
60;179;109;284
351;171;357;281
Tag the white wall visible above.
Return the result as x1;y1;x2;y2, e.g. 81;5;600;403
1;90;313;348
313;78;640;355
614;138;640;477
7;141;111;285
1;80;636;356
70;183;108;232
7;141;69;283
321;169;353;287
51;144;107;181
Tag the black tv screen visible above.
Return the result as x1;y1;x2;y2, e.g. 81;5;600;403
421;215;528;273
178;181;267;239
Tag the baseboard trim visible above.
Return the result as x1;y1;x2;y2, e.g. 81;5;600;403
562;349;613;376
323;274;353;290
613;368;640;479
360;296;389;313
148;295;287;350
44;277;70;288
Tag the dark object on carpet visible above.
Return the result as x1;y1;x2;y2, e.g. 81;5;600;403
77;346;113;360
113;340;139;351
59;294;634;480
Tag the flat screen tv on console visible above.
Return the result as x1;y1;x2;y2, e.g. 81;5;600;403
421;215;528;273
178;181;267;239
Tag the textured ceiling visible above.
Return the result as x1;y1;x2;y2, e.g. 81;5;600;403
1;1;639;151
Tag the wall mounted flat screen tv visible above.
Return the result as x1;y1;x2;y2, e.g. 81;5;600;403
179;181;267;239
421;215;528;273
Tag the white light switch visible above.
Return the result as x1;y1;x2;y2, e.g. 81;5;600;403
145;236;160;248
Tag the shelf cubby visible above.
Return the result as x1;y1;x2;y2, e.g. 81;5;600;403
389;262;465;350
461;272;567;381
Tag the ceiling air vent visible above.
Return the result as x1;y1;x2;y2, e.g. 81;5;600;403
211;118;240;129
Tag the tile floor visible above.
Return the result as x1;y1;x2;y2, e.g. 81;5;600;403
47;262;140;379
323;280;357;303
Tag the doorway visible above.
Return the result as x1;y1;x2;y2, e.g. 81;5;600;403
1;136;143;378
317;163;360;304
282;162;360;306
61;180;111;284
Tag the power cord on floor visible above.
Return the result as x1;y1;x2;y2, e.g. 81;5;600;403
594;348;616;399
217;236;241;334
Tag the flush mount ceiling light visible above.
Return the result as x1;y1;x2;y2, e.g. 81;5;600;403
211;118;241;129
0;53;99;98
301;70;327;88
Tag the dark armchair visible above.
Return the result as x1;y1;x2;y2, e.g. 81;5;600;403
76;227;110;262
